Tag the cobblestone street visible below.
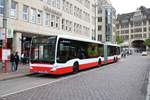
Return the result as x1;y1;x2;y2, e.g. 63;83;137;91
0;54;150;100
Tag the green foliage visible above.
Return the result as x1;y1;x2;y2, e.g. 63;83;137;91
116;35;124;44
144;38;150;47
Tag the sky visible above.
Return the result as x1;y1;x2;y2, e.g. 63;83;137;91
110;0;150;14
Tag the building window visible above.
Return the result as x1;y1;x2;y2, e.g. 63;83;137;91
23;5;29;21
10;0;17;17
56;16;60;29
47;0;51;5
52;0;56;7
125;35;129;40
30;8;36;23
51;15;55;27
69;21;72;32
143;21;146;26
45;13;50;26
98;25;102;31
143;34;147;38
116;25;119;29
66;20;68;31
0;0;4;15
84;0;90;9
74;23;76;32
98;17;102;22
37;10;42;24
130;23;133;27
56;0;61;9
144;27;147;32
98;9;102;14
131;29;133;33
98;34;102;41
125;30;129;33
116;31;119;34
62;19;65;30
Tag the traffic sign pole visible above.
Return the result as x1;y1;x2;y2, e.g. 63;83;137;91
3;32;7;73
3;0;9;73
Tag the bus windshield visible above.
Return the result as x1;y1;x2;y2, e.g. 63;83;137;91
30;36;57;64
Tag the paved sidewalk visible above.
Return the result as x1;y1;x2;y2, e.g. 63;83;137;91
0;63;30;81
146;70;150;100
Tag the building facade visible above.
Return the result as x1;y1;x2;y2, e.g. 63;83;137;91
116;6;150;49
96;0;116;43
0;0;96;56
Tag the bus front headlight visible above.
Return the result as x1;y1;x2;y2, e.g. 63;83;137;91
50;67;57;72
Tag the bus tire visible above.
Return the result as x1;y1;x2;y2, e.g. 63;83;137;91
97;59;101;67
73;62;79;74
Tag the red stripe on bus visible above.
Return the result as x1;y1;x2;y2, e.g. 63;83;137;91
30;66;73;75
101;61;104;65
107;59;114;63
50;67;73;75
30;61;105;75
79;62;98;70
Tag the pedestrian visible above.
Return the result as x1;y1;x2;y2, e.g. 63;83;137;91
21;53;25;64
14;52;19;71
123;50;126;58
10;53;15;72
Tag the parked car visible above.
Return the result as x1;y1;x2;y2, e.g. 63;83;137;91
141;51;147;56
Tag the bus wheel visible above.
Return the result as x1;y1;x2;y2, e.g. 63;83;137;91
73;62;79;74
97;59;101;67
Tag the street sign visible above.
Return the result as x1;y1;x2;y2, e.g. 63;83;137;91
2;49;10;60
0;32;5;40
0;28;5;40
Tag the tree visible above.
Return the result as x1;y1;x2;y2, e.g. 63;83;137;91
116;35;124;44
144;38;150;47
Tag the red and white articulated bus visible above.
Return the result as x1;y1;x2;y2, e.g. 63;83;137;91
30;35;121;75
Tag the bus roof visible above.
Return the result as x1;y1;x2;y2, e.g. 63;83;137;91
33;34;120;47
57;34;104;44
104;42;120;47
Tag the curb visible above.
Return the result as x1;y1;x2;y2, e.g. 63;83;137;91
146;71;150;100
0;73;33;81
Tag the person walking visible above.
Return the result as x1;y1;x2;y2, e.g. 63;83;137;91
21;53;25;65
10;53;15;72
14;52;19;71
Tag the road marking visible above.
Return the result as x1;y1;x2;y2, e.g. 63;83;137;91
146;70;150;100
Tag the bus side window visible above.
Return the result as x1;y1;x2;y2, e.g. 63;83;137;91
69;46;77;59
87;44;98;58
78;48;86;59
99;44;104;57
57;40;77;63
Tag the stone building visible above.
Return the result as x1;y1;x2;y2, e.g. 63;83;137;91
0;0;96;56
96;0;116;43
116;6;150;50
